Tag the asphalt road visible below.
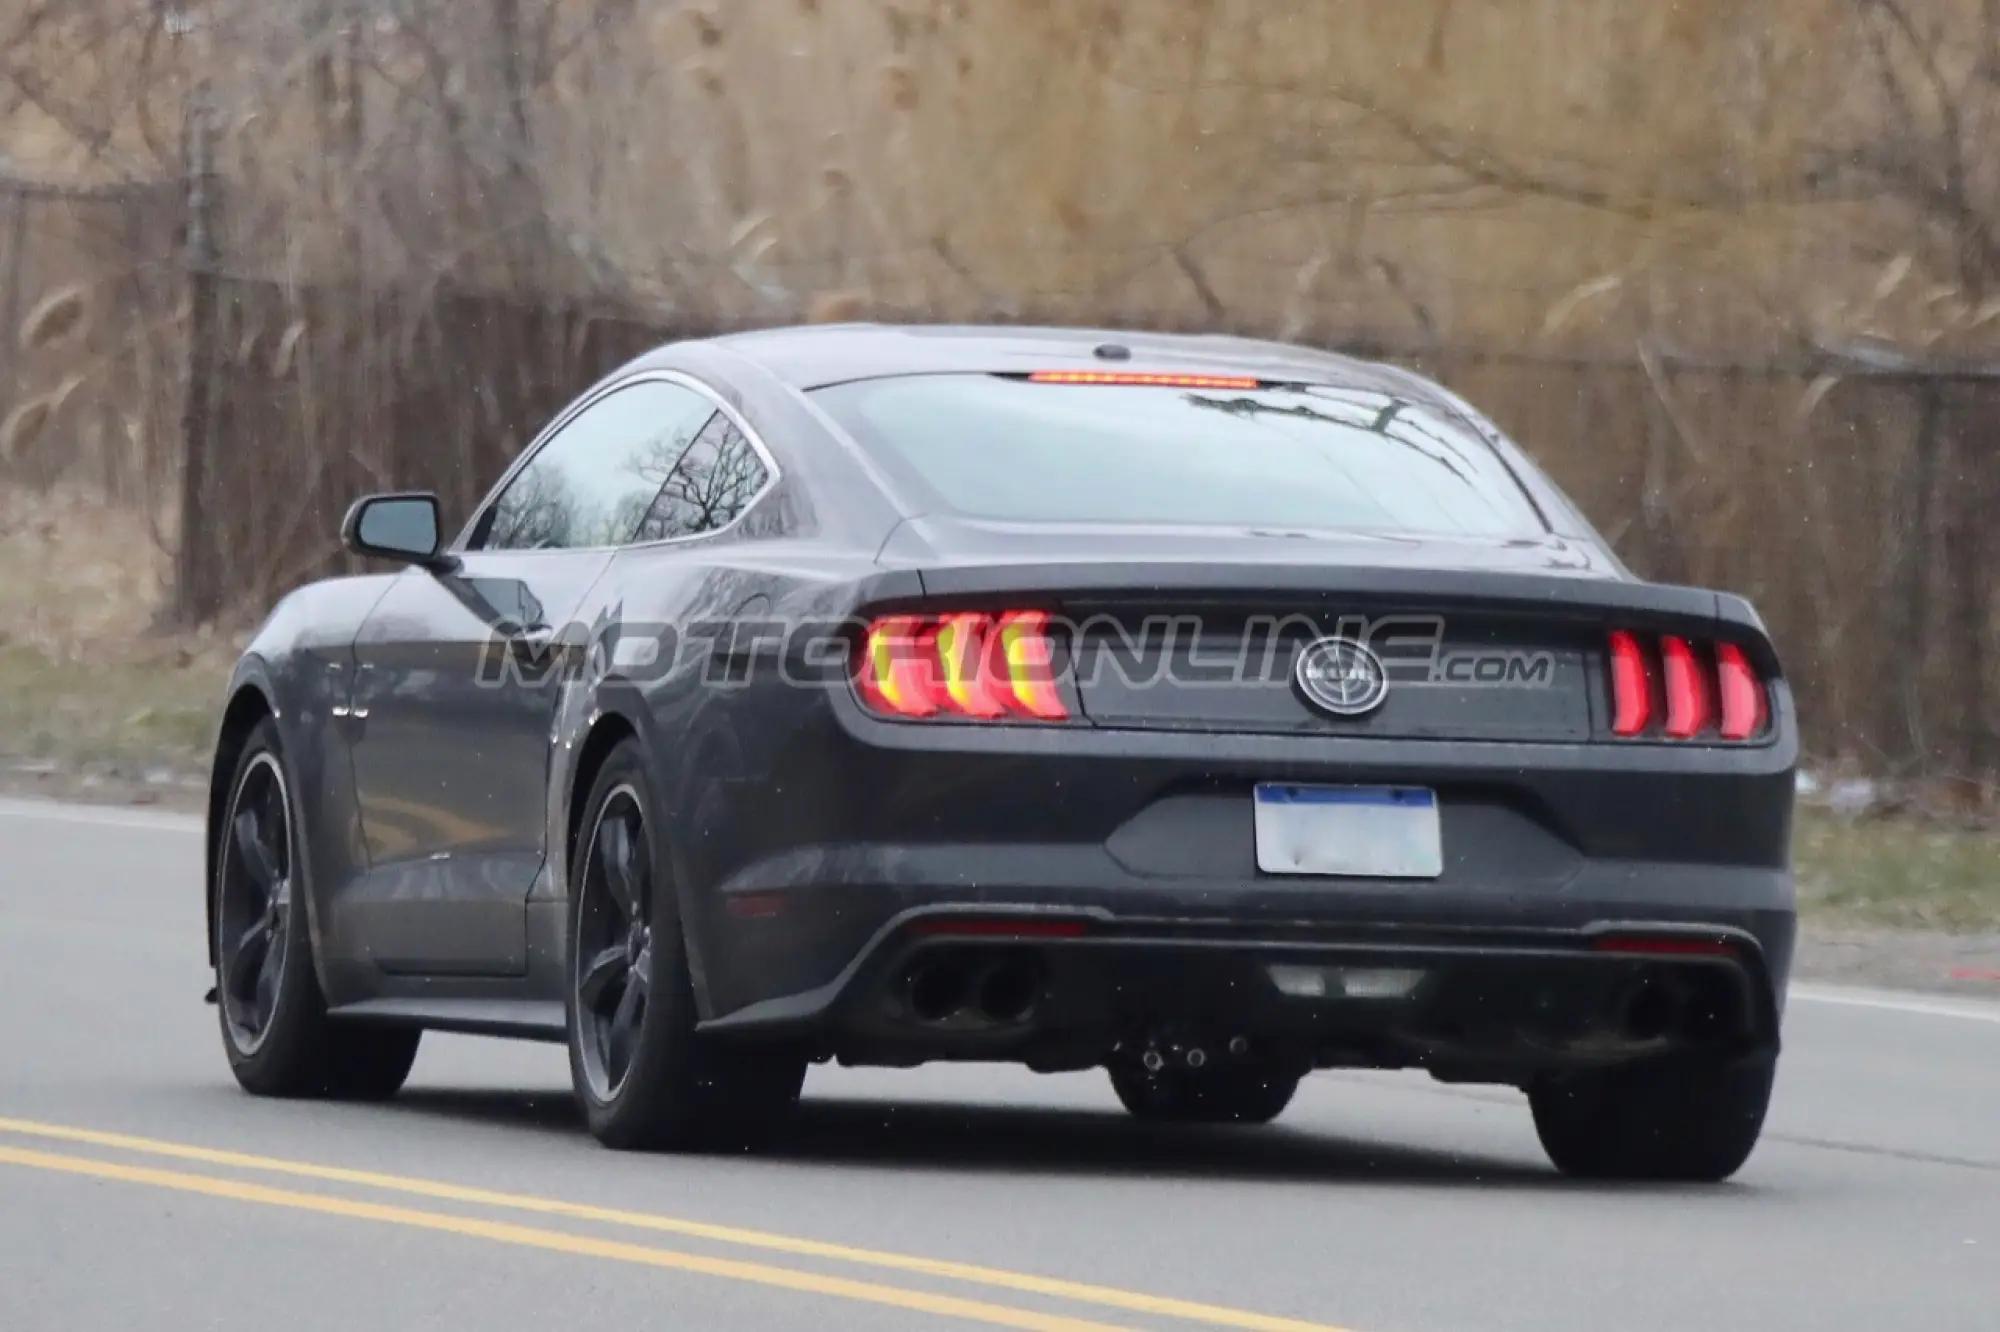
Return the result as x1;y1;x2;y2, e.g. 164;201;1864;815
1;799;1995;1332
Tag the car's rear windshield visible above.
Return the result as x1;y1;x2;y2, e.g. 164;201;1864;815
810;374;1548;537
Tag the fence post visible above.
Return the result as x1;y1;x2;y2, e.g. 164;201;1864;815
0;190;27;423
170;90;221;627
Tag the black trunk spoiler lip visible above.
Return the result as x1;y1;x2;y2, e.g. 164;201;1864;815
890;561;1780;673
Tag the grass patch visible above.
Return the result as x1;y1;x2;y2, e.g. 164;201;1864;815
0;643;225;775
1795;808;2000;933
0;482;228;779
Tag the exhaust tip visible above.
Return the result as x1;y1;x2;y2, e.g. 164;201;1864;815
906;957;971;1024
975;956;1043;1026
1619;974;1681;1043
1679;971;1749;1045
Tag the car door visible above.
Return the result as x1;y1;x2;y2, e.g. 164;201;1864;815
337;376;719;976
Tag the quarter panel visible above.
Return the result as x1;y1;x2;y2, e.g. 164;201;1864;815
544;547;906;1018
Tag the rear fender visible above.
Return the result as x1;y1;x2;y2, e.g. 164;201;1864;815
556;679;731;1021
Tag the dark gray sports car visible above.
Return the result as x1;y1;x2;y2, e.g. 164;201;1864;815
205;324;1796;1180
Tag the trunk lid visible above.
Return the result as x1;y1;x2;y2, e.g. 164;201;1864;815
874;520;1760;742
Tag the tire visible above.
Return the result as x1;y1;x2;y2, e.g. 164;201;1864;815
1529;1053;1776;1182
214;718;421;1100
1109;1065;1300;1125
565;738;806;1152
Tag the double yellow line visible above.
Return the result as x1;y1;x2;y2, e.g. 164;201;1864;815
0;1117;1356;1332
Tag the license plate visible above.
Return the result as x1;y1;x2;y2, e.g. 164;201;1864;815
1253;785;1443;878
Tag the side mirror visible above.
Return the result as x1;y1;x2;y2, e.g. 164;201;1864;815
341;493;459;574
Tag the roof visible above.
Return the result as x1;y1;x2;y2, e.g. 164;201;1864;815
670;322;1432;395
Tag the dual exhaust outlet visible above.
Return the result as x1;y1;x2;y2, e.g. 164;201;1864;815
903;949;1045;1028
1613;967;1746;1046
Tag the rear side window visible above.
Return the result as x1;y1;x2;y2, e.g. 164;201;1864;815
634;412;771;542
810;374;1547;537
480;380;715;551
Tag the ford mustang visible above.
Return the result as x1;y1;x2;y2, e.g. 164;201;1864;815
203;324;1796;1181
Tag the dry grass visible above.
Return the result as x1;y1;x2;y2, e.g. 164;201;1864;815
0;482;227;774
0;481;166;650
1797;809;2000;933
1;0;1978;350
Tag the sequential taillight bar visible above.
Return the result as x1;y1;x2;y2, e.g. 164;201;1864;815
855;611;1070;723
1606;632;1770;742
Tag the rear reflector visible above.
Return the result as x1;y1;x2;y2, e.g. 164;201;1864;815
856;611;1071;723
1591;935;1738;958
1025;371;1261;389
724;891;786;919
1605;631;1769;743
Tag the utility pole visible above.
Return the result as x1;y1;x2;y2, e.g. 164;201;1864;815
171;86;220;627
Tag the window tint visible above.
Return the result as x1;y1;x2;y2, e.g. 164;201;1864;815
811;375;1547;538
633;410;772;542
481;381;715;551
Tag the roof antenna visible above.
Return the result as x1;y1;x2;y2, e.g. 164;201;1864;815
1093;343;1132;362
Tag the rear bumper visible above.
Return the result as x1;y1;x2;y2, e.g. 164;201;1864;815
678;687;1796;1080
698;866;1794;1082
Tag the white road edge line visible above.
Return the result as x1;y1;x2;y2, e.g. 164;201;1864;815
3;797;1998;1024
1790;984;2000;1025
0;798;201;833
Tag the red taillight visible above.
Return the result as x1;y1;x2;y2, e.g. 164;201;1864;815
935;613;1009;718
1605;632;1769;743
1608;630;1652;737
857;615;937;718
994;610;1068;720
1715;643;1768;741
1660;635;1712;739
855;610;1071;723
1026;371;1261;389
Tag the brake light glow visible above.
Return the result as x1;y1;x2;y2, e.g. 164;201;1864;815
858;615;937;718
1607;631;1652;737
856;610;1071;723
1660;636;1711;740
1604;632;1769;743
995;610;1067;719
1026;371;1261;389
935;613;1009;718
1715;643;1767;742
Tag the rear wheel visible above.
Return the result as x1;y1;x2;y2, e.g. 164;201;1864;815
566;739;806;1152
1529;1053;1776;1182
214;719;420;1100
1109;1065;1300;1125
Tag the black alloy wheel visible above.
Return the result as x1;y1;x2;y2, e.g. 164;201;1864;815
573;784;654;1103
217;751;295;1056
214;718;421;1100
565;738;807;1151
